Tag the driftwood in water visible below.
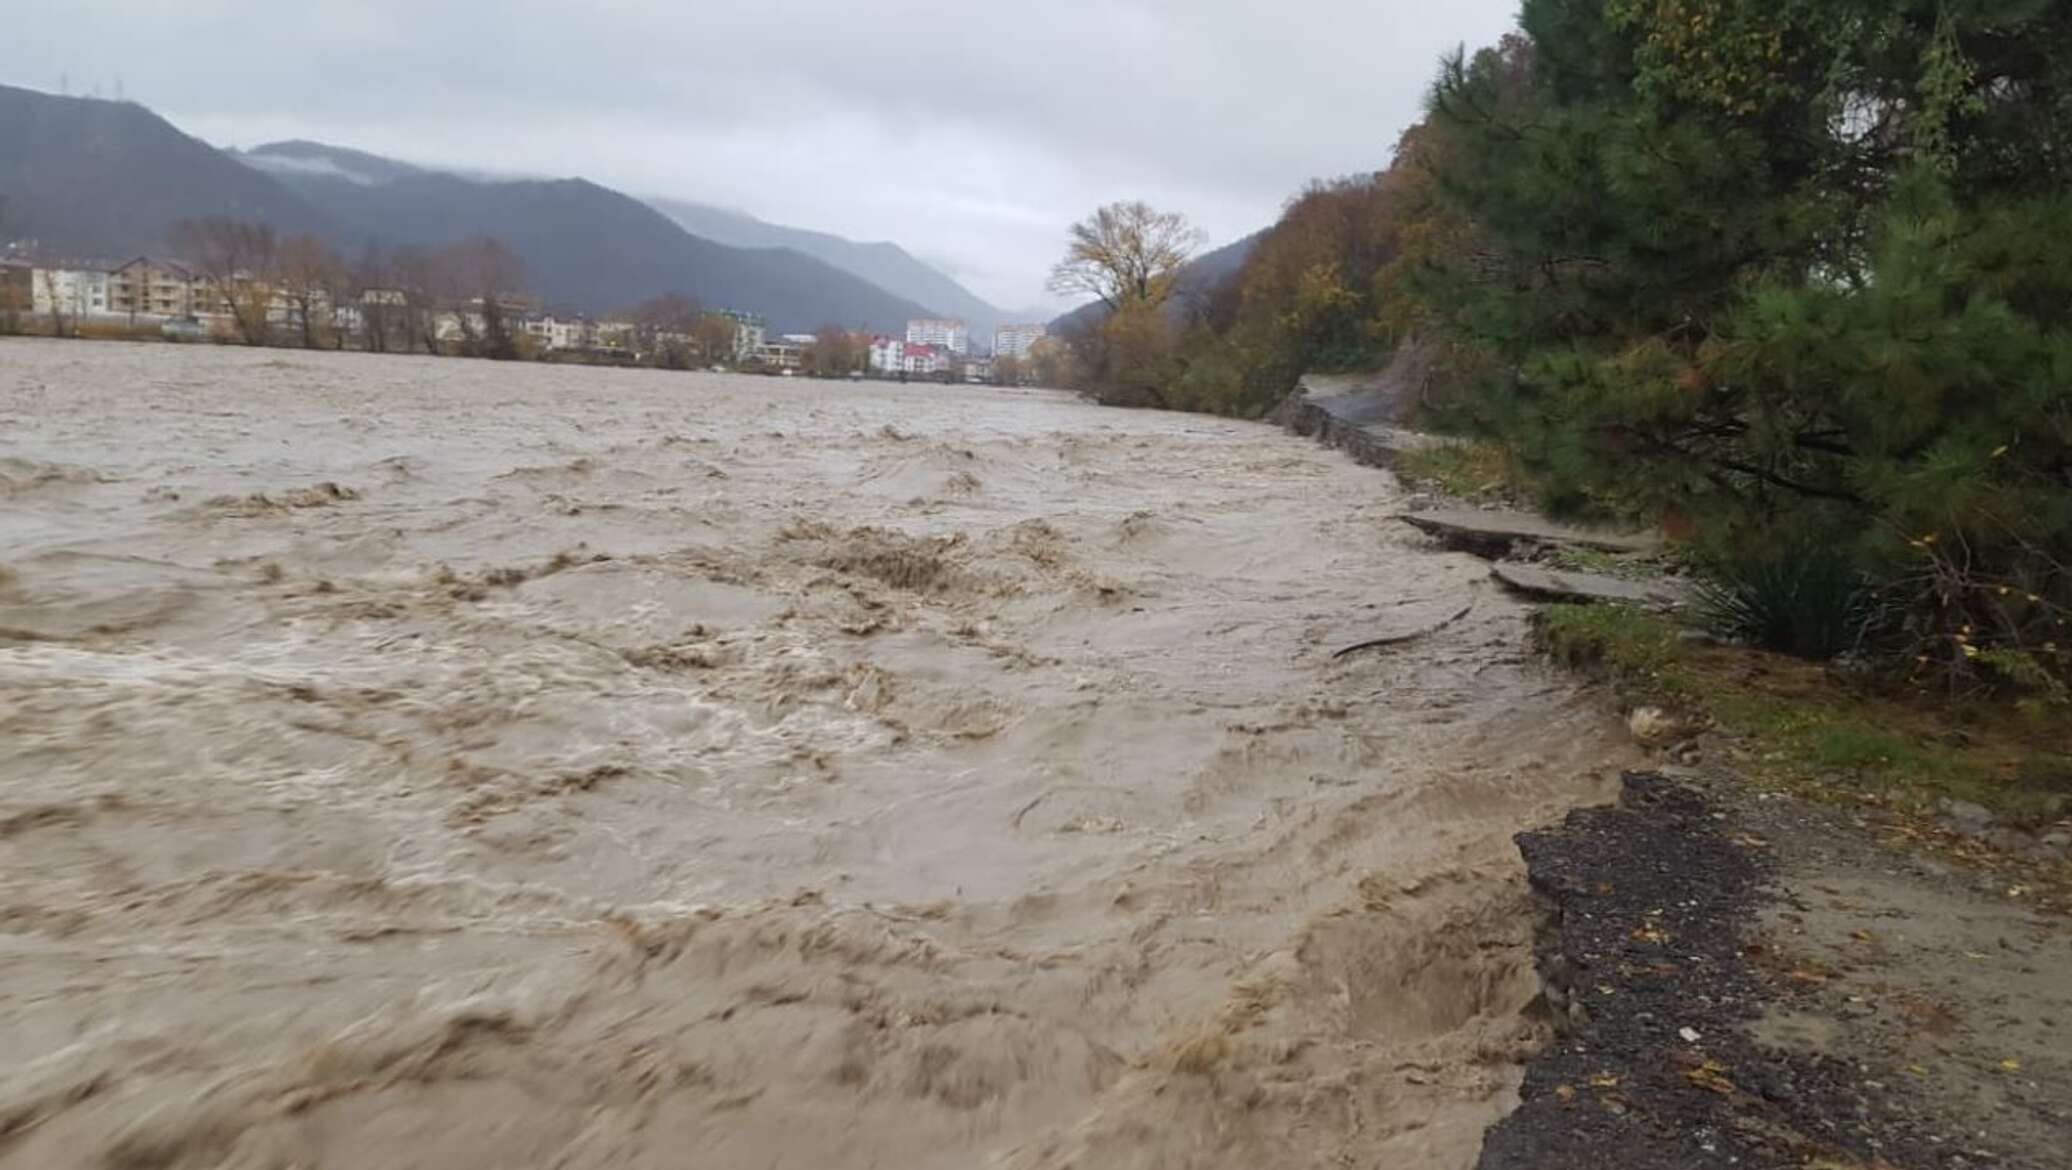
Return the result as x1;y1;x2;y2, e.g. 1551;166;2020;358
1332;604;1475;659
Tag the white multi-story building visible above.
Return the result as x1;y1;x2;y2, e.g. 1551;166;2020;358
756;340;805;370
592;320;636;350
868;335;906;373
993;323;1047;359
30;268;112;318
722;310;766;361
334;288;408;338
905;318;968;355
545;316;587;351
902;342;951;375
523;315;592;350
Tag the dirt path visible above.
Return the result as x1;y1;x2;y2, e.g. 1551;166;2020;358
1479;768;2072;1170
0;340;1634;1169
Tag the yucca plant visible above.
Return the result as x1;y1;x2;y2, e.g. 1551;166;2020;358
1694;536;1877;661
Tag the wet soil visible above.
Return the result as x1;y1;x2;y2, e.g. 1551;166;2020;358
1480;769;2072;1169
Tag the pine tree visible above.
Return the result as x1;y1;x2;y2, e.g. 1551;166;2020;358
1416;0;2072;679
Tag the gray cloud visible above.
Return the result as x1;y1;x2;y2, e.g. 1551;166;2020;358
3;0;1518;311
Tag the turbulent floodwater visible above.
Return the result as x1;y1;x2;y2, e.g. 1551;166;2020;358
0;340;1630;1169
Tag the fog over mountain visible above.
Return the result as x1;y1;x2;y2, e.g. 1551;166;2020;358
645;197;1014;335
0;0;1516;313
0;89;940;331
238;138;936;330
0;85;333;259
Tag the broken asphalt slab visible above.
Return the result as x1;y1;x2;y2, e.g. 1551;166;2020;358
1400;508;1660;557
1491;562;1690;609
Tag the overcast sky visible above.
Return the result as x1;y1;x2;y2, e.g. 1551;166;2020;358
3;1;1519;312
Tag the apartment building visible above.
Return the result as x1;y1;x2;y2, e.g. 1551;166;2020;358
108;257;201;319
868;335;906;373
905;318;968;355
30;268;112;318
721;310;767;361
992;322;1047;359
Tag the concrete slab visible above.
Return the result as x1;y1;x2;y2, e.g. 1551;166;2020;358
1400;508;1659;557
1491;562;1689;608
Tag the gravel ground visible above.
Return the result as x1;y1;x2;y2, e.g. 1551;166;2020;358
1478;770;2072;1170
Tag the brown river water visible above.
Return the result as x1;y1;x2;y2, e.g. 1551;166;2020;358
0;340;1630;1169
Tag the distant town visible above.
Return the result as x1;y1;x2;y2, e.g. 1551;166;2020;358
0;229;1053;385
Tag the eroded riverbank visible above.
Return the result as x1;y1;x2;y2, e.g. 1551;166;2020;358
0;340;1632;1169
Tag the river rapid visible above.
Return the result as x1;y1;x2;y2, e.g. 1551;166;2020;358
0;340;1630;1169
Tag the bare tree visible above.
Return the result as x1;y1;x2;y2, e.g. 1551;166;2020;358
692;312;737;365
628;292;702;368
274;234;343;349
389;245;449;354
1025;334;1080;389
347;243;382;353
439;237;527;360
1048;201;1204;313
0;198;25;335
0;266;25;335
318;249;357;350
39;268;73;337
169;217;278;344
802;324;865;377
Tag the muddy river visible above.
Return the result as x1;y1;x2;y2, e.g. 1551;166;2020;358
0;340;1629;1168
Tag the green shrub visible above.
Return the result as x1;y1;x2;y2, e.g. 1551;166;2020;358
1693;535;1875;661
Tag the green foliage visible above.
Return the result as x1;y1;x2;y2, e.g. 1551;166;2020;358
1538;603;1685;678
1418;0;2072;682
1066;148;1466;417
1693;532;1874;659
1393;440;1528;501
1536;604;2069;820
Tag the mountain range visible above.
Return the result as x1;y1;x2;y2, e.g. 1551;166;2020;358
0;84;335;253
646;198;1024;336
237;140;938;331
0;84;1014;333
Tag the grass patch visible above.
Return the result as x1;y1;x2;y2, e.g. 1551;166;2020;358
1547;545;1681;582
1538;604;2072;824
1393;440;1527;501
